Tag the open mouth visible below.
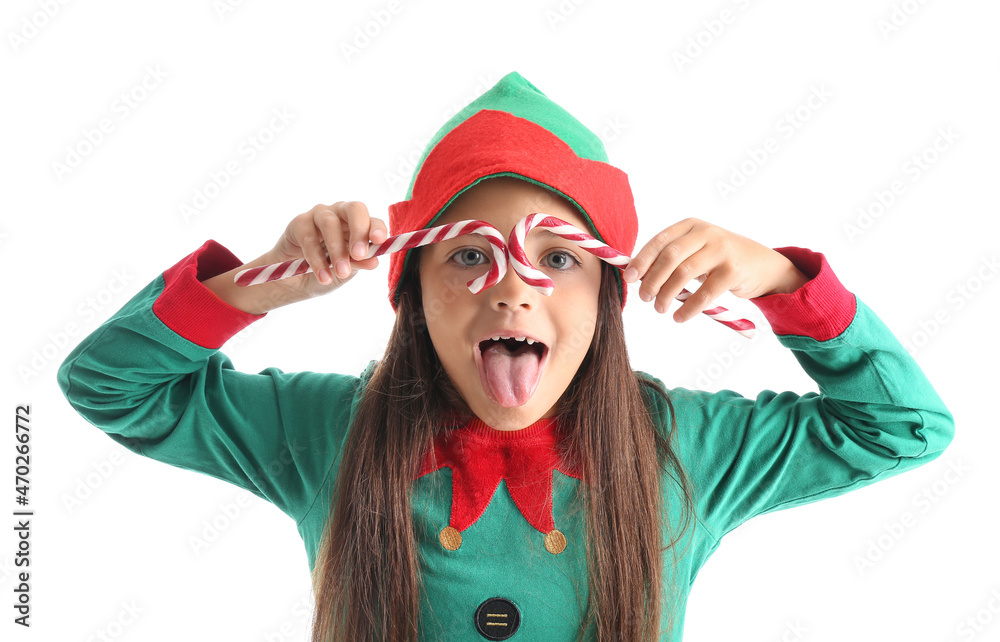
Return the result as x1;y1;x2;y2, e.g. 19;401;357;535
473;337;550;408
477;336;547;354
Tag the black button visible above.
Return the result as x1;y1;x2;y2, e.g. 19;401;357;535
474;597;521;640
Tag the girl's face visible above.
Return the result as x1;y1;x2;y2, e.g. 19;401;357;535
418;177;603;431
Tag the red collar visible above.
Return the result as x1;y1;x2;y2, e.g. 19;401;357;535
415;415;581;534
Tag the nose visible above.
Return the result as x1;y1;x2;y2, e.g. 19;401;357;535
487;255;536;310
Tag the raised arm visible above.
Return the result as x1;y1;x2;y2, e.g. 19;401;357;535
640;246;955;541
57;240;374;523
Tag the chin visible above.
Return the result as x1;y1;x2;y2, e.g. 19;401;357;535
466;382;562;430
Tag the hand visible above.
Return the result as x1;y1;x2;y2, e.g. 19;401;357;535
622;218;809;323
269;201;388;293
201;201;388;315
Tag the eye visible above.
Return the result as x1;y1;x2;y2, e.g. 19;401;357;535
448;248;581;271
448;247;489;268
541;250;582;271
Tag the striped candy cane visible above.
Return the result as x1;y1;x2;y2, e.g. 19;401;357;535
233;213;755;338
507;213;756;339
233;219;508;294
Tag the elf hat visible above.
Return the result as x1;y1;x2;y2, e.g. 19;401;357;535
387;71;638;312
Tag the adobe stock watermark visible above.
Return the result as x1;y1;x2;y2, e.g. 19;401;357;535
415;273;481;345
188;438;307;556
594;114;628;148
85;600;145;641
61;401;194;517
213;0;251;21
684;325;762;389
178;106;295;223
944;588;1000;642
770;620;807;642
843;126;959;244
716;84;833;202
222;315;268;353
18;268;133;385
51;64;169;183
672;0;759;72
385;136;432;193
852;458;969;576
188;490;257;557
0;556;21;589
438;73;500;123
544;0;592;31
899;252;997;358
383;73;498;193
7;0;73;55
261;590;316;642
340;0;407;63
876;0;932;42
61;448;129;516
62;401;184;514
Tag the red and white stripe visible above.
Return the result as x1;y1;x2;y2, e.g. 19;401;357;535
232;213;755;338
507;213;756;339
674;290;757;339
233;219;508;293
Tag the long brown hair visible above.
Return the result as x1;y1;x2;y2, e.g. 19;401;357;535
309;248;697;641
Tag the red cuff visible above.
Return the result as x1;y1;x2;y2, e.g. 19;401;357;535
152;240;266;349
749;247;856;342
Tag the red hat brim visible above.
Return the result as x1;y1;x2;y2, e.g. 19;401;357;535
388;109;637;311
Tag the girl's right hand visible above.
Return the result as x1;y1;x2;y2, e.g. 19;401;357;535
201;201;389;315
269;201;389;295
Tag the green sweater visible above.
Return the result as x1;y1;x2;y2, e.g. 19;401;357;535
57;240;954;641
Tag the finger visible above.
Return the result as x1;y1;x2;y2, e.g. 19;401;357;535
671;265;736;323
296;222;334;285
350;255;380;272
369;217;389;244
314;206;353;279
651;243;721;313
340;201;377;262
623;218;697;284
637;235;704;306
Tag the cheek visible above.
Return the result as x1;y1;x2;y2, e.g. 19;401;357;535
563;316;597;361
552;302;598;365
422;270;477;321
420;277;450;328
420;292;473;364
560;288;597;361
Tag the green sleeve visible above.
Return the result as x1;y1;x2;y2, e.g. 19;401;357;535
639;247;955;542
56;241;373;524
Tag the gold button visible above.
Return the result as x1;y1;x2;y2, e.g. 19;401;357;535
439;526;462;550
544;529;566;554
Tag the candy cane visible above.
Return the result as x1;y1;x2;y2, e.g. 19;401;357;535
233;214;755;338
507;213;756;339
233;220;508;293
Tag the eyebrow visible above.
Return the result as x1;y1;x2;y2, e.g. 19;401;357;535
433;222;588;249
533;227;591;249
437;227;567;242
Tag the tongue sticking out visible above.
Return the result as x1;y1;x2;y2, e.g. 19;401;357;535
478;341;545;407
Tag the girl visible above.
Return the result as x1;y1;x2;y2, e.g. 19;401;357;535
58;71;954;641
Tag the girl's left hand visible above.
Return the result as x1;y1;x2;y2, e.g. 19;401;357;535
622;218;809;323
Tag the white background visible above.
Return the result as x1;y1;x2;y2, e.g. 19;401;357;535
3;1;998;640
